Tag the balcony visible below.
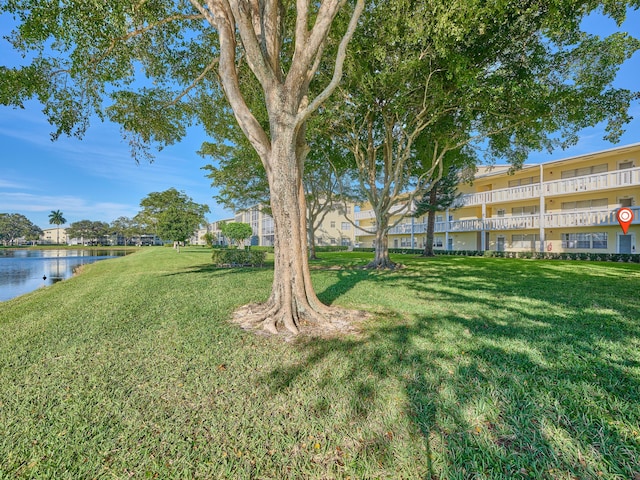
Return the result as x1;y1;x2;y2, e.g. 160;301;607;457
459;166;640;207
543;168;640;196
353;206;640;236
459;184;541;207
355;203;410;220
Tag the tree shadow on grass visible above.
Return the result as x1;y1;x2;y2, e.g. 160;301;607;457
260;256;640;478
315;268;374;305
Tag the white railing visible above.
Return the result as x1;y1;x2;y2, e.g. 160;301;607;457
354;206;640;237
354;203;411;220
354;209;376;220
543;209;616;228
355;167;640;220
388;222;428;235
543;168;640;196
485;215;540;231
459;166;640;207
459;184;541;207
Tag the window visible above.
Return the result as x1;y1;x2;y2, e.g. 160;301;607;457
330;238;336;245
512;205;539;216
434;237;444;248
591;233;608;249
561;163;608;179
511;234;540;249
620;198;633;207
330;221;336;228
508;176;539;187
341;222;350;230
619;160;634;170
561;198;608;210
436;215;443;223
401;237;413;247
562;233;607;249
496;209;506;217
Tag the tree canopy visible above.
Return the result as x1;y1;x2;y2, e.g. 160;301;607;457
220;222;253;248
48;210;66;227
66;220;110;244
138;188;210;244
0;213;43;245
326;0;639;268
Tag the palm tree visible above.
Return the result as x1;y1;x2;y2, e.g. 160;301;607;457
48;210;67;245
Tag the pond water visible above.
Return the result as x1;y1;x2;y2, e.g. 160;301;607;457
0;249;132;302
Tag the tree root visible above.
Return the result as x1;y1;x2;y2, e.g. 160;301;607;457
363;260;404;270
232;302;370;339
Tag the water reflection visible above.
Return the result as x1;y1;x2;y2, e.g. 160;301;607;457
0;249;132;302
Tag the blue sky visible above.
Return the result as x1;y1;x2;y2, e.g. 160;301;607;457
1;9;639;230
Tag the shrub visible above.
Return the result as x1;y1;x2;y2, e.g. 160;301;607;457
251;246;275;253
315;245;350;252
353;247;640;263
211;249;266;267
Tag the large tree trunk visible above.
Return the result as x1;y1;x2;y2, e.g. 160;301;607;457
308;230;318;260
366;221;396;269
307;210;318;260
209;0;365;335
423;188;438;257
242;126;330;334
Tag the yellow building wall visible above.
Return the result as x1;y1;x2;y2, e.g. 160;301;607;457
314;206;356;246
354;144;639;253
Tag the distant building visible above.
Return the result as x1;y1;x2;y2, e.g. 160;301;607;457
41;227;68;245
208;218;236;246
190;226;211;246
205;202;357;248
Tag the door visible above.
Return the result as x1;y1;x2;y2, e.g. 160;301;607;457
497;236;505;252
618;234;632;254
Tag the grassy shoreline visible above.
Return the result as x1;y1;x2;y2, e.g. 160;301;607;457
1;248;639;479
0;245;144;250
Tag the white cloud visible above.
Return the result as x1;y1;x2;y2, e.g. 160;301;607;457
0;179;28;189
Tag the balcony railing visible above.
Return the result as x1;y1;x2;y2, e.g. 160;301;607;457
542;168;640;196
459;184;541;207
458;166;640;207
388;222;428;235
354;203;410;220
356;206;640;236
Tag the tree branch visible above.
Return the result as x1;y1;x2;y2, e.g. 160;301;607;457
227;1;277;88
202;0;272;162
166;57;220;107
298;0;364;124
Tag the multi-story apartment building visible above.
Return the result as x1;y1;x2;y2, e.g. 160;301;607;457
211;203;357;248
203;218;235;246
355;143;639;254
41;227;68;245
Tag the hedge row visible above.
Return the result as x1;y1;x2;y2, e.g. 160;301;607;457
315;245;350;252
247;245;350;253
211;249;267;267
351;248;640;263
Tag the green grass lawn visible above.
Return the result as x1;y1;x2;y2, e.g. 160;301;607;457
1;248;639;479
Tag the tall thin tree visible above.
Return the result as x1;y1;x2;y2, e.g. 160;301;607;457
48;210;66;245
